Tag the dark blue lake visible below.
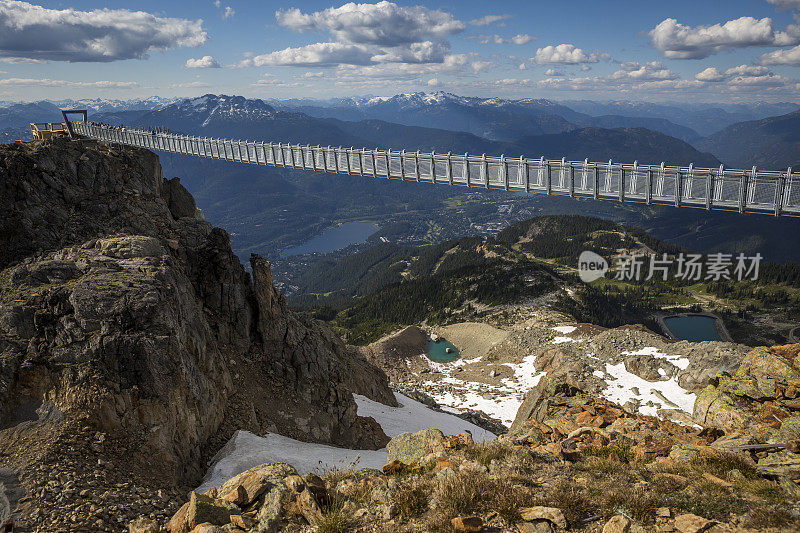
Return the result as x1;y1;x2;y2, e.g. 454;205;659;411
280;222;378;257
663;315;721;342
427;340;460;363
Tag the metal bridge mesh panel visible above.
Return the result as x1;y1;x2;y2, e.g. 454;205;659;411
71;123;797;216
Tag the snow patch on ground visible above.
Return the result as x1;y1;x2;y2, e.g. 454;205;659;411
552;336;583;344
197;392;494;492
354;393;493;441
596;362;696;417
622;347;691;370
552;325;577;334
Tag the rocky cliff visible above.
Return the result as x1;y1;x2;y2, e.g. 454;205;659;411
0;138;394;531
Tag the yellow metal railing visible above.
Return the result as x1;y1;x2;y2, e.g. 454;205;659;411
30;122;69;140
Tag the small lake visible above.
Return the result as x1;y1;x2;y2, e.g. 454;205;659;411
427;340;460;363
280;222;378;257
663;315;722;342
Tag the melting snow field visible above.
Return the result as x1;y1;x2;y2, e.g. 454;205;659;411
423;352;547;427
197;393;493;491
594;361;696;417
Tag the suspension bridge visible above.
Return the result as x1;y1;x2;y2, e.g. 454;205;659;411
57;114;799;217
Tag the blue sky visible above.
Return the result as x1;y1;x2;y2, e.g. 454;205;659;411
2;0;800;102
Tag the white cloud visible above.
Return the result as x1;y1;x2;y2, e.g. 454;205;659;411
0;77;139;88
427;78;440;86
263;2;471;70
333;53;473;80
0;0;207;62
695;67;727;82
371;40;449;63
695;64;772;82
649;16;800;59
276;2;464;46
471;60;496;73
170;81;211;88
510;34;535;45
253;77;303;87
185;55;220;68
545;68;565;76
482;33;535;45
533;44;608;64
251;42;374;66
223;6;235;19
766;0;800;10
760;44;800;64
611;61;678;81
469;14;512;27
302;71;324;78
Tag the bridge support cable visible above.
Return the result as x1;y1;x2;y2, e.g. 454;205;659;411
71;121;798;217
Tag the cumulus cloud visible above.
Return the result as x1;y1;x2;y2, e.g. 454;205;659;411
695;64;781;84
533;44;608;64
251;42;374;66
611;61;678;81
480;33;535;45
263;2;473;70
223;6;235;19
427;78;440;86
276;2;464;46
371;40;449;63
0;77;139;88
469;14;512;27
302;71;324;78
471;60;496;72
649;16;800;59
185;55;220;68
0;0;208;62
695;67;727;82
760;44;800;64
545;68;565;76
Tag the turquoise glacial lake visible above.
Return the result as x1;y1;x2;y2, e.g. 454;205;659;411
280;222;378;257
663;315;721;342
427;340;460;363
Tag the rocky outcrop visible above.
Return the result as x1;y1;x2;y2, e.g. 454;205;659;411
0;138;393;530
359;325;428;380
694;344;800;442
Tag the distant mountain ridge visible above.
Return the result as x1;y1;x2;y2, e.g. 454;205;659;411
694;109;800;170
275;91;703;143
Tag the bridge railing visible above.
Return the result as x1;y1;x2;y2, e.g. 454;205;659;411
73;122;799;216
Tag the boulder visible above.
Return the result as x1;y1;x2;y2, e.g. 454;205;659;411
217;463;296;506
185;492;237;530
603;515;631;533
674;513;716;533
520;506;567;530
451;516;483;532
256;484;290;532
387;428;446;464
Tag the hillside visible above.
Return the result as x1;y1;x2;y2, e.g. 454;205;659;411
0;137;396;530
286;215;800;348
695;109;800;169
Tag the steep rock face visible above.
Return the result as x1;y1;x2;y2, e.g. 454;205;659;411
693;344;800;442
0;139;392;504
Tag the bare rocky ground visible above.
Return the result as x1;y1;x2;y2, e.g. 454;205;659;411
360;307;748;429
140;344;800;533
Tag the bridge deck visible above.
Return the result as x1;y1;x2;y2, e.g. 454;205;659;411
73;122;799;217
